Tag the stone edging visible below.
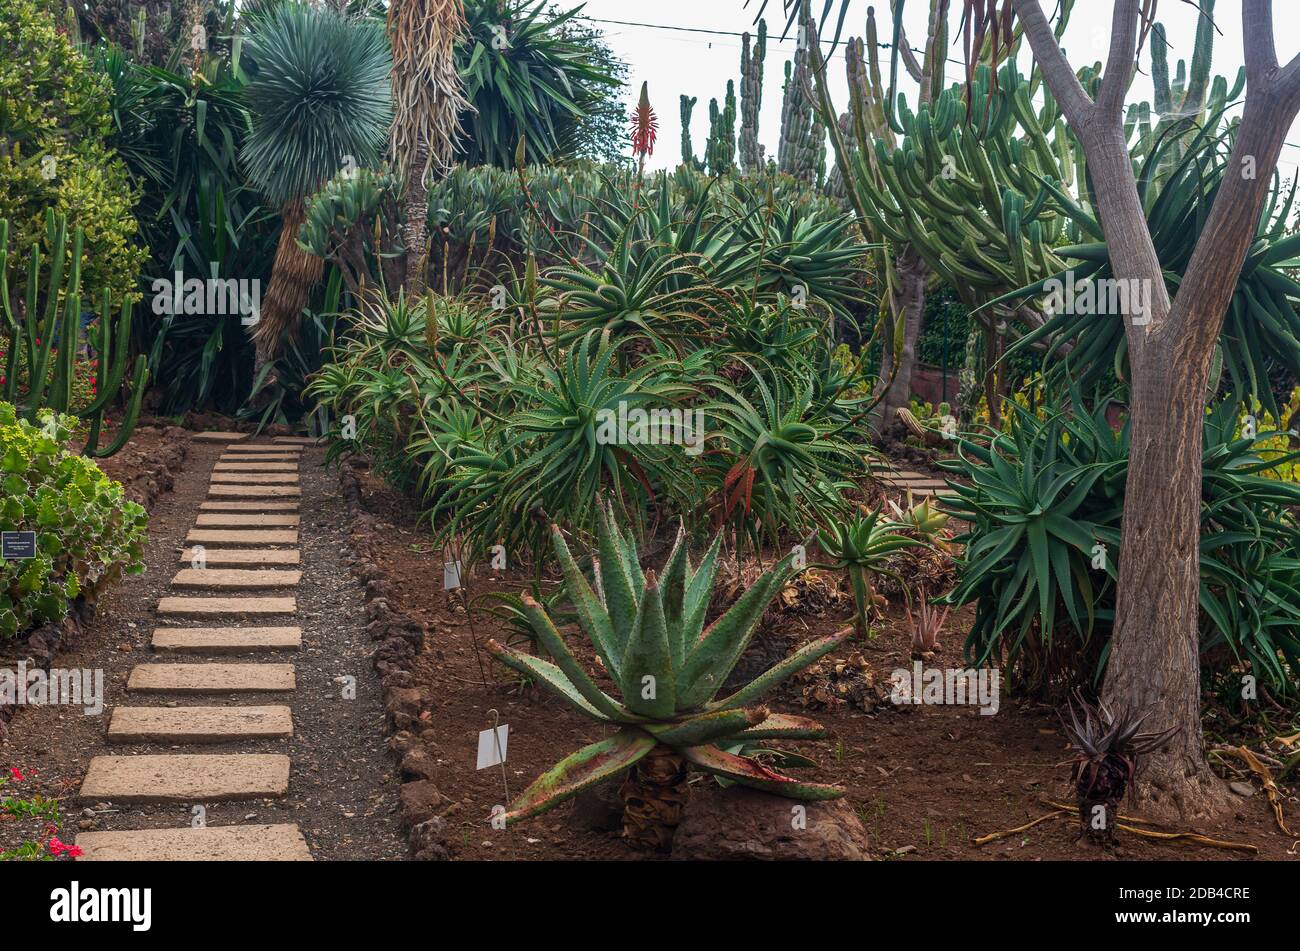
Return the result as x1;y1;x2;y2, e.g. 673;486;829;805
337;457;450;861
0;426;192;742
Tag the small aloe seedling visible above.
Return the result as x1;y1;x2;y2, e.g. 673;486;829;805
487;504;848;850
906;594;948;661
817;507;925;638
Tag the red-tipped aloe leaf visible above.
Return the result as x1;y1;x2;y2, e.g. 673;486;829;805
487;639;631;724
503;728;657;824
682;744;845;800
731;712;828;741
642;705;765;747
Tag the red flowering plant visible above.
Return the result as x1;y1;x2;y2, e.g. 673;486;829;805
0;766;80;860
629;80;658;185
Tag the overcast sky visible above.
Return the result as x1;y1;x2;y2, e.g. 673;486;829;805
572;0;1300;176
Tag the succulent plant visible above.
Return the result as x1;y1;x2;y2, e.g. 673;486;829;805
1060;693;1178;844
905;594;948;661
817;507;924;638
487;504;848;849
0;212;148;458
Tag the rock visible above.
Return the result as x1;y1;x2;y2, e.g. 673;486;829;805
410;817;453;860
567;777;626;833
399;781;443;828
1229;781;1256;797
385;687;422;730
399;746;440;782
671;786;872;861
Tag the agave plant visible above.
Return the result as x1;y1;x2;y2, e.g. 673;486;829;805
1060;693;1178;844
817;507;924;638
487;505;849;849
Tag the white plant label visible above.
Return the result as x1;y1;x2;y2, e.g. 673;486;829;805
443;560;464;590
476;724;509;770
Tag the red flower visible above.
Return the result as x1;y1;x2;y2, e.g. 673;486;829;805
629;81;658;159
48;837;82;857
8;767;22;781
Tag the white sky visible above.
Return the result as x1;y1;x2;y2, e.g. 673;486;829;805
574;0;1300;176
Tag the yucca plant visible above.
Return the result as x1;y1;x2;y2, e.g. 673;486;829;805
1060;693;1178;844
816;507;925;638
241;2;393;370
487;505;849;849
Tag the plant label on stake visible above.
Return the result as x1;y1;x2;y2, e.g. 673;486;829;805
1;532;36;561
477;721;509;770
443;560;464;590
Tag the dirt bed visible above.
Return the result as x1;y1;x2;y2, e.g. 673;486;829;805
351;468;1300;862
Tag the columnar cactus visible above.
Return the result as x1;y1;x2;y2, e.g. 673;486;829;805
739;20;768;174
778;37;824;185
679;94;700;170
705;80;738;176
0;212;148;458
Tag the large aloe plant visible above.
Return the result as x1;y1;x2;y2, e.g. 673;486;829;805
488;504;848;849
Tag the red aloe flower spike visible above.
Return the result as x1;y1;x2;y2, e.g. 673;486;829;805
629;81;658;160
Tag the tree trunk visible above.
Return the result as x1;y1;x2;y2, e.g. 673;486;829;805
401;142;432;295
874;247;927;432
1101;331;1229;820
253;200;323;382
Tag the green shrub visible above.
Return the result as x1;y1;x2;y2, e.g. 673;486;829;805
0;403;147;640
0;0;145;307
941;394;1300;698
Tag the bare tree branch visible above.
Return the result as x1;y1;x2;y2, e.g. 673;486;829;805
1096;0;1141;119
1010;0;1094;128
1242;0;1278;80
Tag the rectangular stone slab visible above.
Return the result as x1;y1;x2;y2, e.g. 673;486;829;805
179;548;300;567
108;705;293;743
209;485;302;499
152;626;302;653
213;461;299;472
170;568;302;590
273;436;317;445
210;473;300;485
192;431;249;443
76;824;312;861
218;453;300;463
224;444;304;453
186;529;299;546
127;662;296;693
199;501;300;513
156;596;297;619
194;513;301;527
79;754;290;803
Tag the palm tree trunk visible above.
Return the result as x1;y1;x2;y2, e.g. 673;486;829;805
253;200;323;380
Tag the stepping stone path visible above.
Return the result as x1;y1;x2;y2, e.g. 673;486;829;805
875;466;959;502
77;435;315;860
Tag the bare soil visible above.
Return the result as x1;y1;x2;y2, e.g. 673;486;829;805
351;468;1300;861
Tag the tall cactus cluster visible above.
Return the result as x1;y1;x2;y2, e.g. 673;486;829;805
1128;0;1243;171
778;32;825;185
739;20;768;174
705;81;738;176
679;95;701;170
0;212;148;457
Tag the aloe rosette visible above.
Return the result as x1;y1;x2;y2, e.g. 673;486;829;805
487;505;848;839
